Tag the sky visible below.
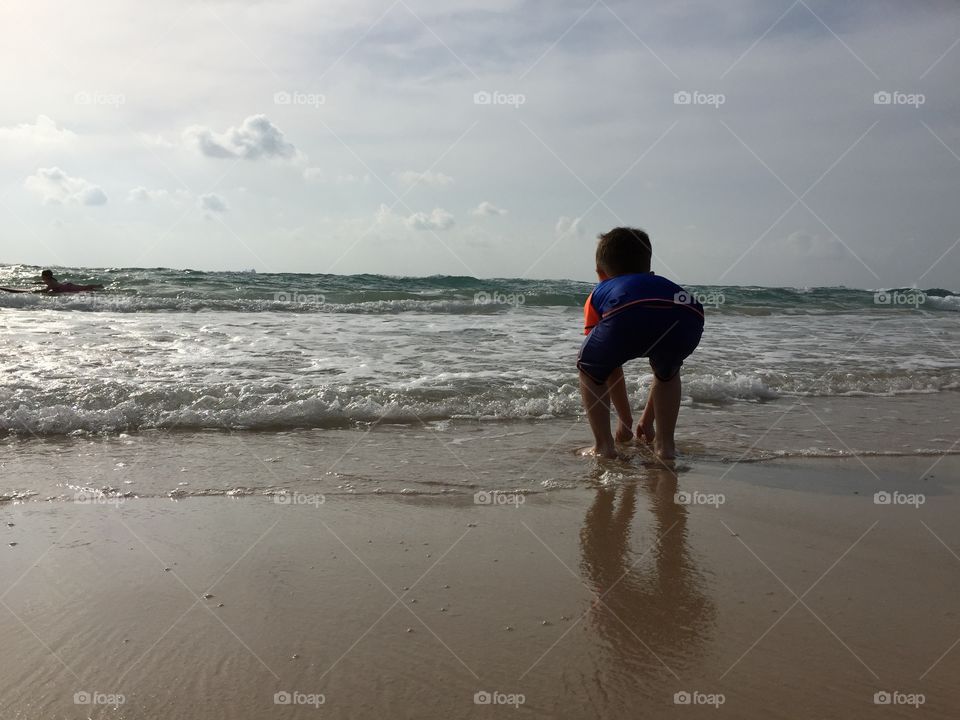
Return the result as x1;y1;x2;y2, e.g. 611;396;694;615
0;0;958;287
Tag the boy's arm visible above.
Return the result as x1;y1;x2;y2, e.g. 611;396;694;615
607;366;633;440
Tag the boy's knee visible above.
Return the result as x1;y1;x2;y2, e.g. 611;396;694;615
577;364;607;386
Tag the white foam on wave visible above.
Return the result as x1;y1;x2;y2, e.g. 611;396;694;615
926;295;960;312
684;372;780;402
8;366;957;435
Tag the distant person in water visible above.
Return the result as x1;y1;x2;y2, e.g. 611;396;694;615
36;269;104;294
578;228;704;460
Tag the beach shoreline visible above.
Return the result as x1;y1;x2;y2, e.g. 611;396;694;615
3;448;958;718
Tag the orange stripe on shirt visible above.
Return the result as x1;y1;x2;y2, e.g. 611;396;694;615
583;291;601;335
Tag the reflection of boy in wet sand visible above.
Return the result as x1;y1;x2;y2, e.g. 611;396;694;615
579;469;714;673
578;228;704;460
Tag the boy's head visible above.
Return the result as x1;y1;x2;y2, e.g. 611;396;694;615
40;269;56;286
595;227;652;279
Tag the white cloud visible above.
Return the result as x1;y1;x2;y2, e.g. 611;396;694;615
24;167;107;205
406;207;454;231
303;167;324;181
394;170;454;188
128;186;168;202
375;204;397;226
780;230;846;259
198;193;228;213
0;116;75;144
184;115;298;161
555;216;583;240
471;201;507;217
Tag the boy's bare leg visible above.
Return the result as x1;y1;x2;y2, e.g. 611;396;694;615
579;371;617;458
637;391;655;445
607;367;633;442
650;373;681;460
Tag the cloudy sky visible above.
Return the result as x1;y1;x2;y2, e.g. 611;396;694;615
0;0;958;287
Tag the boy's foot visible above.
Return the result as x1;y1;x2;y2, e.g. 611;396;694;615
578;443;620;460
615;421;634;443
654;440;676;461
636;420;655;445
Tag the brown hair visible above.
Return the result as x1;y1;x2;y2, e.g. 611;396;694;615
596;227;652;276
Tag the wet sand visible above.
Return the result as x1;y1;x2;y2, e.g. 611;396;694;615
2;447;959;718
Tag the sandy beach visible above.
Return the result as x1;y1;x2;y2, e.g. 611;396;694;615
2;422;958;719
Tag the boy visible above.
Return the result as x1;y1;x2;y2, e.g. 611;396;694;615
577;227;704;460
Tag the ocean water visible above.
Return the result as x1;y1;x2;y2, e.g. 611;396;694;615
1;265;958;433
1;265;958;500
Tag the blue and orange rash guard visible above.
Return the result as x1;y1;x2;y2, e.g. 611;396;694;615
582;272;704;335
